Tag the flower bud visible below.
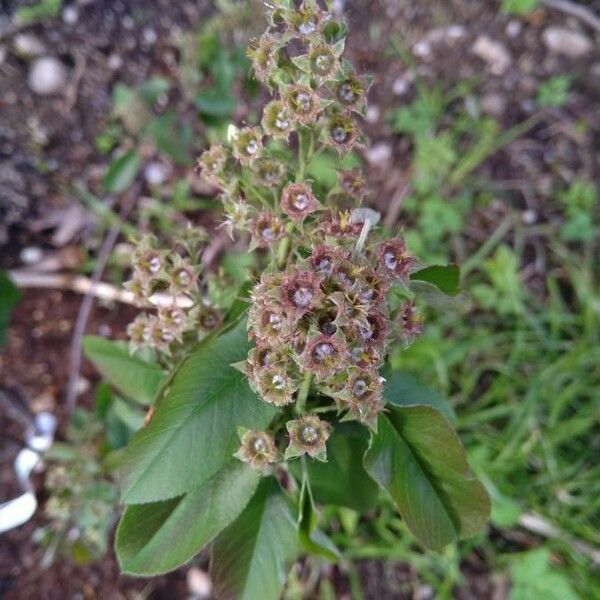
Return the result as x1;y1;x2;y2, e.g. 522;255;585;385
194;304;223;332
220;198;252;239
232;127;263;166
375;239;416;282
249;300;292;344
234;428;278;471
338;168;367;200
285;415;332;461
147;316;176;354
352;310;389;350
285;2;325;38
127;313;151;351
168;255;198;295
280;182;318;222
398;300;423;345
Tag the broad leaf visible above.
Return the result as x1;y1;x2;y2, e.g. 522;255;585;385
383;370;455;423
103;150;140;193
364;406;490;550
83;336;164;405
294;423;379;512
119;320;277;503
211;478;299;600
410;264;460;295
115;461;259;576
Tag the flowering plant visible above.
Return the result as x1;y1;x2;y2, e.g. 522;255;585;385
89;1;490;595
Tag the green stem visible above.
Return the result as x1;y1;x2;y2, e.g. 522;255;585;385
296;127;314;182
295;372;313;415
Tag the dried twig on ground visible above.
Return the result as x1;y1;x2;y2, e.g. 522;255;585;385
542;0;600;31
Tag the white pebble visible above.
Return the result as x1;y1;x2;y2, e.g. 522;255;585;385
542;27;592;58
62;6;79;24
187;568;212;599
28;56;67;95
144;162;169;186
20;246;43;265
472;35;511;76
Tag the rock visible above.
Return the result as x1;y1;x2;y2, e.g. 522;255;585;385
62;5;79;24
472;35;511;76
506;20;522;38
187;567;212;599
144;161;170;186
28;56;68;95
366;105;380;123
542;27;592;58
13;33;46;57
392;71;415;96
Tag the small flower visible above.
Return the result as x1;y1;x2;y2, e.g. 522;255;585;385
280;182;318;222
356;267;389;306
251;212;286;249
398;300;423;345
246;343;288;380
334;74;367;113
158;305;188;334
323;111;360;154
127;313;151;351
168;255;198;295
285;415;332;461
348;343;383;370
320;211;363;239
297;43;339;84
219;198;252;240
133;247;165;279
283;85;322;125
254;157;288;188
307;244;349;278
281;269;323;317
375;239;416;282
285;1;326;38
249;300;293;343
300;334;348;380
234;428;278;471
338;168;367;200
147;316;176;354
247;33;280;83
261;100;294;140
232;127;263;166
340;369;383;409
194;304;223;332
352;310;389;349
197;144;228;185
255;366;298;407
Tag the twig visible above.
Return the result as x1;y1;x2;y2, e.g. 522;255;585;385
8;270;193;308
519;513;600;565
542;0;600;32
383;176;412;230
64;189;138;413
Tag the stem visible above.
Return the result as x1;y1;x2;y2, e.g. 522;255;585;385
276;235;291;269
295;372;313;415
296;127;314;183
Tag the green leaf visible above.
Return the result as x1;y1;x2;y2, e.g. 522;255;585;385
211;478;299;600
119;320;277;503
383;370;455;423
115;461;259;576
103;150;140;194
364;406;490;550
195;90;236;119
0;271;21;348
509;548;579;600
82;336;165;405
410;264;460;295
294;423;379;512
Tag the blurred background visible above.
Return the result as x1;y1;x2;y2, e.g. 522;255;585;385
0;0;599;598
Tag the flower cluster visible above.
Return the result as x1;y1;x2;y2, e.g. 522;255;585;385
194;0;425;467
246;230;417;428
124;232;222;358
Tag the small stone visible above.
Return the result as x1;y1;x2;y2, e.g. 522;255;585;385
62;5;79;24
144;161;169;186
392;71;415;96
542;27;592;58
13;33;46;57
107;53;123;70
187;567;212;599
28;56;67;95
20;246;43;265
412;39;431;58
472;35;511;76
506;20;522;38
365;105;380;123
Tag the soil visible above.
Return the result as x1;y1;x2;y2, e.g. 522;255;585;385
1;0;599;598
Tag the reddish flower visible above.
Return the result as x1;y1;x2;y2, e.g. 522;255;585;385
285;415;332;461
251;212;286;249
281;269;324;317
280;182;318;222
307;244;349;278
300;334;348;380
399;300;424;345
320;211;363;239
375;238;417;282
